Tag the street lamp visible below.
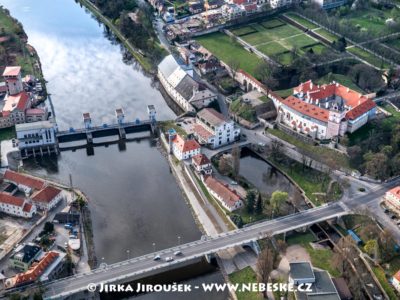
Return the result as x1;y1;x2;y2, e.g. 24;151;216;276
126;249;130;260
152;242;156;252
178;236;181;246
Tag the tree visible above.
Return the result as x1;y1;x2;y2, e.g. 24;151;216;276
43;221;54;234
363;152;389;180
231;145;241;179
364;239;378;258
231;214;243;228
270;191;288;216
269;139;284;162
378;229;397;262
246;190;256;214
227;59;240;80
257;247;274;298
218;156;232;175
255;191;263;215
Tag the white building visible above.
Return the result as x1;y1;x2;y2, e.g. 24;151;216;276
192;154;212;175
158;55;217;112
171;134;201;160
203;176;243;211
312;0;347;9
385;186;400;214
274;80;377;140
392;270;400;293
32;186;63;211
3;170;46;194
0;192;36;218
16;120;58;157
268;0;292;8
193;108;240;148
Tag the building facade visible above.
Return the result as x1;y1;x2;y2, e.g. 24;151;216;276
9;243;42;271
158;55;216;112
193;108;240;148
16;120;58;157
32;186;63;210
274;80;376;140
203;176;243;211
0;192;36;219
385;186;400;214
171;133;201;160
192;154;212;175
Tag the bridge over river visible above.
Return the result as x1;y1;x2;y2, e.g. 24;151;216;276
33;202;347;299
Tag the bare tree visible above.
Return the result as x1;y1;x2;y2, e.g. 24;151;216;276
257;246;274;298
269;139;284;162
231;145;241;179
228;59;240;80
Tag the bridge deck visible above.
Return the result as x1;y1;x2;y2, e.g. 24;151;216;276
39;203;346;299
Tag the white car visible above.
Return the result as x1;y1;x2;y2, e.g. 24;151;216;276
165;257;174;262
174;251;182;256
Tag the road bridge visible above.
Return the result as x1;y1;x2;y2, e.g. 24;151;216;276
34;202;347;299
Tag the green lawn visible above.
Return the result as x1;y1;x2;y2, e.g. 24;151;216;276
372;266;398;300
196;32;262;76
256;41;289;56
260;18;286;29
347;46;390;69
342;7;392;36
231;25;257;37
281;34;317;49
286;232;340;277
316;73;364;93
229;267;262;300
267;128;351;170
0;127;15;141
285;13;319;29
302;43;328;55
385;38;400;52
241;22;302;46
274;88;293;98
314;28;339;43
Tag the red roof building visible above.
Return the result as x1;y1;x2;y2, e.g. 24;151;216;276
3;66;21;77
386;186;400;213
32;186;63;210
4;170;46;191
204;176;243;211
192;154;212;175
0;192;36;218
14;251;59;286
171;134;201;160
276;80;376;140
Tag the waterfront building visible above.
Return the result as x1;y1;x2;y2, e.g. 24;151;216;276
0;192;36;218
192;108;240;148
9;243;42;271
3;170;46;193
203;176;243;211
274;80;376;140
32;186;63;211
25;108;48;122
192;154;212;175
158;55;217;112
171;133;201;160
6;251;65;288
385;186;400;214
15;120;58;158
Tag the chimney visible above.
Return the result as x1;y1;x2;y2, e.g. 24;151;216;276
310;81;313;89
347;88;349;92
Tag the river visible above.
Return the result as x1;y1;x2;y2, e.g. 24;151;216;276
1;0;227;298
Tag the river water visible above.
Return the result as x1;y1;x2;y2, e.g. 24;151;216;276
1;0;227;298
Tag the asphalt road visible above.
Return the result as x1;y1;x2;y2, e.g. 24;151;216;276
37;202;347;299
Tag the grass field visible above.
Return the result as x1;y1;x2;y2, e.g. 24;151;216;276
342;7;392;36
231;18;332;65
229;267;262;300
385;38;400;52
347;46;390;69
313;28;339;43
274;88;293;98
285;12;319;29
195;32;262;76
0;127;15;141
316;73;364;93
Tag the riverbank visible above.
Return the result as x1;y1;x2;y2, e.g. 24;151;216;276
77;0;156;73
0;6;47;97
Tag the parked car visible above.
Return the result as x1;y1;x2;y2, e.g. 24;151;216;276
230;181;238;185
165;257;174;262
153;255;161;261
174;251;182;256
